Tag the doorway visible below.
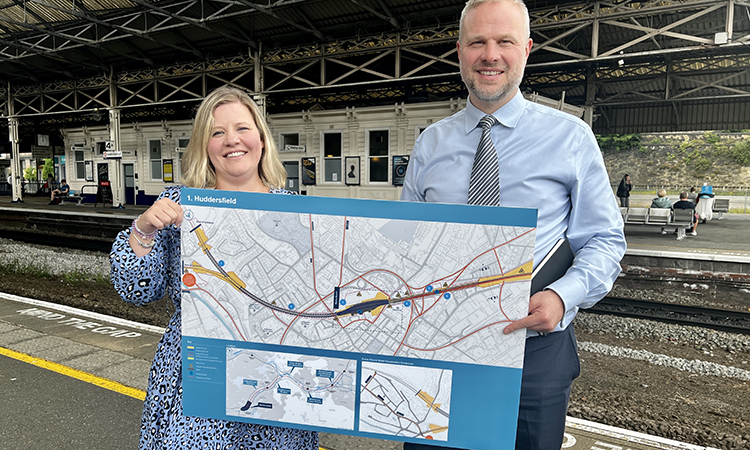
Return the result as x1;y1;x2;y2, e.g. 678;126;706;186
123;163;135;205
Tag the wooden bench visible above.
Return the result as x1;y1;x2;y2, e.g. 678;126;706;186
620;207;694;239
712;198;730;219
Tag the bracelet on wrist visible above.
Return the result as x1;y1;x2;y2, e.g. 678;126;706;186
132;215;158;240
132;231;156;248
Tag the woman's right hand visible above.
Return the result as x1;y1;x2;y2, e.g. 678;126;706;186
136;198;184;234
130;198;183;256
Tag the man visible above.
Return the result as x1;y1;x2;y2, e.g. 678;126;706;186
673;191;698;236
49;179;69;204
400;0;626;449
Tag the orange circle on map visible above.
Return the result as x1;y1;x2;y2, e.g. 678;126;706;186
183;273;196;287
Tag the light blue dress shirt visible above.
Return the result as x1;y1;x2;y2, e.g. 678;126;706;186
401;91;626;333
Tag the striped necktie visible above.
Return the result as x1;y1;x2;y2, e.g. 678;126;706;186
468;115;500;206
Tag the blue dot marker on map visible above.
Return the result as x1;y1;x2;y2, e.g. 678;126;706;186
426;285;433;292
444;293;451;299
434;289;440;294
219;260;225;267
340;299;347;306
288;303;295;310
404;301;411;307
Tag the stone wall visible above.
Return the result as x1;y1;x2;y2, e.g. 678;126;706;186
604;131;750;189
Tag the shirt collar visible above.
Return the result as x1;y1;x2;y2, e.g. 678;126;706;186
464;90;525;134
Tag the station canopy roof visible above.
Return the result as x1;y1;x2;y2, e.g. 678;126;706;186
0;0;487;85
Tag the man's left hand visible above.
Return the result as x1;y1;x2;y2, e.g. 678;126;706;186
503;290;565;335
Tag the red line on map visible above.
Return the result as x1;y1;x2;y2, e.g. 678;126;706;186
400;320;512;352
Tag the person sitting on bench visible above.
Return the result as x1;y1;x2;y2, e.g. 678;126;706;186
49;179;70;204
673;191;698;236
650;189;671;208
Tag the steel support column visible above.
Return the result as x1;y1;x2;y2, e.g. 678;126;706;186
9;116;22;203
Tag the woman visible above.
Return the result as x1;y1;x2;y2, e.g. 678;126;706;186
110;86;318;450
650;189;671;208
616;174;632;207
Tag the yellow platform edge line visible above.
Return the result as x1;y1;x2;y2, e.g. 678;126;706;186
1;346;331;450
0;345;146;401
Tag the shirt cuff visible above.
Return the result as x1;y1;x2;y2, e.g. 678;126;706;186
545;276;587;330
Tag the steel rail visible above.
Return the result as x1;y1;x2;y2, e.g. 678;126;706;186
589;297;750;335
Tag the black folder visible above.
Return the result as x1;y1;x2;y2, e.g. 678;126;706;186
530;238;575;295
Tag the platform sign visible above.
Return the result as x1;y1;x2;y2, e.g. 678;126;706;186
163;159;173;182
102;141;122;159
180;188;538;449
31;145;53;160
392;155;409;186
283;144;306;152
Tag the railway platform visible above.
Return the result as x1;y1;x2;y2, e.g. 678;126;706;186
0;292;721;450
1;194;746;450
2;194;750;259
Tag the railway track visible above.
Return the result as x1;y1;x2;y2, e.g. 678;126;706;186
590;297;750;335
3;230;750;335
0;228;113;253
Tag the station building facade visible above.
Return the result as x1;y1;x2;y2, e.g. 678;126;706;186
57;94;581;206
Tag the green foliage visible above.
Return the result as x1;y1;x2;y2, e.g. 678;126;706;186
23;166;36;180
0;261;109;286
729;139;750;165
682;149;701;165
0;261;51;278
694;157;712;172
42;158;55;180
596;134;644;152
679;141;696;151
702;132;721;144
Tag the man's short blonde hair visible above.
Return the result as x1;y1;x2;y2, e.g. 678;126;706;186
459;0;531;42
181;86;286;190
657;189;667;197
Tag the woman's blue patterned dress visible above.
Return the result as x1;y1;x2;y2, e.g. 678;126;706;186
110;186;319;450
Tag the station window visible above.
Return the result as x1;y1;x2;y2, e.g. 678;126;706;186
368;129;389;183
280;133;300;152
322;132;342;183
74;147;86;180
149;139;162;180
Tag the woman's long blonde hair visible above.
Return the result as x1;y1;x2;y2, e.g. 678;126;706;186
181;86;286;190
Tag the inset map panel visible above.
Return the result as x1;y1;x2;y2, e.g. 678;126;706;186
226;348;357;430
360;361;452;441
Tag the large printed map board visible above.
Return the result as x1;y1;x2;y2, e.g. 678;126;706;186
181;187;537;449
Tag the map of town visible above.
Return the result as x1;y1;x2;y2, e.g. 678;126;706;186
359;361;452;441
180;202;536;369
225;348;357;429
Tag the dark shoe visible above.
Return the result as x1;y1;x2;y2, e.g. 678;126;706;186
48;200;57;205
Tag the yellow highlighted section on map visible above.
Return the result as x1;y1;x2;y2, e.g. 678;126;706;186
194;227;212;253
428;424;449;434
368;292;389;316
477;261;533;288
417;390;441;412
188;262;246;291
